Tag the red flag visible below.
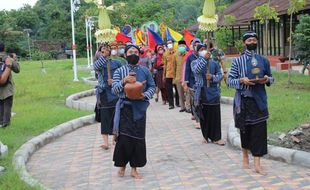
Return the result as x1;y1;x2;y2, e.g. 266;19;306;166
183;30;195;47
115;32;132;43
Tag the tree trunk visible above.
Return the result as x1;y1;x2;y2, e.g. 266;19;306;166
288;13;293;84
266;21;269;56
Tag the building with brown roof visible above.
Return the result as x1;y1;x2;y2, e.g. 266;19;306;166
189;0;310;56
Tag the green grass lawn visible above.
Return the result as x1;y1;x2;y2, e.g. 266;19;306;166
0;58;93;189
221;71;310;133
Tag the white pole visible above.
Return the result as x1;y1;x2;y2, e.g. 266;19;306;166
27;32;32;60
85;17;90;68
89;21;94;66
71;0;79;81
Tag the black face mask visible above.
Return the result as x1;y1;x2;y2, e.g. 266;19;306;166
126;54;140;65
246;43;257;51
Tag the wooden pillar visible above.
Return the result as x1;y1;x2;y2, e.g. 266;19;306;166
259;24;265;54
283;15;287;56
273;20;276;55
232;26;235;46
269;20;272;55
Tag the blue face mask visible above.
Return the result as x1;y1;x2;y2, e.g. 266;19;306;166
178;46;186;53
118;49;125;55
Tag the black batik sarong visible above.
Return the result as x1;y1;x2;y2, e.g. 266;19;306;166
240;121;267;157
199;104;222;142
113;104;147;167
99;90;117;135
238;97;268;157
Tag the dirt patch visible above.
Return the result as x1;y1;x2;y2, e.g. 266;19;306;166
268;123;310;152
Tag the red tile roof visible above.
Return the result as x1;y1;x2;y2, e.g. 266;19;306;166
218;0;310;26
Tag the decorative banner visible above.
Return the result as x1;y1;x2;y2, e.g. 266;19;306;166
115;32;132;43
159;22;166;40
148;28;164;50
183;30;195;47
141;21;159;34
166;27;183;42
135;28;146;45
148;21;159;32
122;24;132;35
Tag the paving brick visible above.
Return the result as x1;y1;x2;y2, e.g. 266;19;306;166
26;97;310;190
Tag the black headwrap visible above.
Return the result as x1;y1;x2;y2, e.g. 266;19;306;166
125;44;141;54
178;40;186;45
196;44;207;51
243;31;258;42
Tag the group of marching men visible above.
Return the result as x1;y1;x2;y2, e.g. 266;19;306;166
93;31;274;178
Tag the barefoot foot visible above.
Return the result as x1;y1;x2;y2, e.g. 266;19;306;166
213;139;226;146
100;144;109;150
131;169;143;179
242;163;250;169
254;166;267;175
117;167;125;177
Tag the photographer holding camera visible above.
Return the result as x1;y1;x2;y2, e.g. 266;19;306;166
0;43;20;128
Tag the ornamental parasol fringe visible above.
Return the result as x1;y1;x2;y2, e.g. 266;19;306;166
197;0;218;32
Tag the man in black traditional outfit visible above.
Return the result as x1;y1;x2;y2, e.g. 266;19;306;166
227;31;274;175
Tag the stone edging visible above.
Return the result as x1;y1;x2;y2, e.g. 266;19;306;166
66;89;96;111
81;77;98;86
13;90;97;189
222;96;310;168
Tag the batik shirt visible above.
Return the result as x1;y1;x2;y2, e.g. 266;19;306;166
191;57;223;105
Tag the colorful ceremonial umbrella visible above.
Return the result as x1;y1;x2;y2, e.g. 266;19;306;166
86;0;122;43
197;0;218;32
197;0;218;87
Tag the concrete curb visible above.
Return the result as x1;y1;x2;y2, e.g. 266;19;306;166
77;64;92;71
66;89;96;111
81;77;98;86
222;96;310;168
13;90;97;190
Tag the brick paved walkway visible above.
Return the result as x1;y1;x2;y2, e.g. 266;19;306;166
27;96;310;190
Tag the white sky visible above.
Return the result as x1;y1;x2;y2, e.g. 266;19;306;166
1;0;38;11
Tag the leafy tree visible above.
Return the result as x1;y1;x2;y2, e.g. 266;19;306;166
254;3;279;55
0;0;234;58
234;39;244;54
224;15;236;26
215;27;233;52
294;14;310;74
287;0;306;83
